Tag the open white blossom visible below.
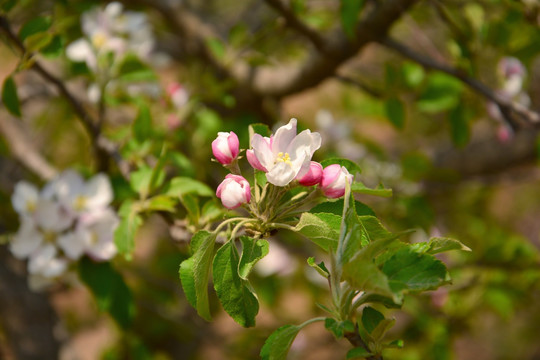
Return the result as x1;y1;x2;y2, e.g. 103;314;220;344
250;118;321;186
9;170;119;289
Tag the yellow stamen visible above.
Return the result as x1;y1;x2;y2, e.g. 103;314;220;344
43;231;57;244
74;196;87;211
90;232;99;245
26;201;36;213
91;33;107;49
276;152;292;166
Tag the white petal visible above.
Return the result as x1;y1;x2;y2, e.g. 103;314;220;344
87;241;117;261
252;134;275;170
105;2;123;18
66;38;93;61
11;181;39;215
87;83;101;103
35;199;73;232
272;118;297;155
28;244;56;275
220;181;246;208
83;173;113;210
266;161;297;186
42;257;68;278
10;221;42;259
58;232;85;260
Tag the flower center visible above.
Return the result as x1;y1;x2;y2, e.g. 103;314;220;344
26;200;36;213
43;231;57;244
91;33;107;49
90;231;99;245
74;196;87;211
276;152;292;166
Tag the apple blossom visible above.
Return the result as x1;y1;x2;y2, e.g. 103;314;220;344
11;181;40;216
320;164;353;198
250;118;321;186
216;174;251;209
297;161;323;186
212;132;240;165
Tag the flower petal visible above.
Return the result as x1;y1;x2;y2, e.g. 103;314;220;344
12;181;39;215
272;118;297;155
266;161;297;186
252;134;274;170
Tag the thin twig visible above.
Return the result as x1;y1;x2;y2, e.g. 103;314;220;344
0;15;130;179
262;0;326;52
379;37;540;129
334;74;383;98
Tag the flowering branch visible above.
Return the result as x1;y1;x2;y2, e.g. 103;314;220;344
0;16;130;179
379;37;540;130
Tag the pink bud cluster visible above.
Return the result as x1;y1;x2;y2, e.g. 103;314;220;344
211;121;356;210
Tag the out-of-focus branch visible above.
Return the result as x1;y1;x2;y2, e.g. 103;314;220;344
379;37;540;129
0;113;57;180
334;74;383;98
262;0;326;52
0;16;130;179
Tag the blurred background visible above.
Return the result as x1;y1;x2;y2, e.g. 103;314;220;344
1;0;540;359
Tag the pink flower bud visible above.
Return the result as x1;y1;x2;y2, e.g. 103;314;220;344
212;132;239;165
297;161;323;186
246;149;267;172
320;164;353;198
216;174;251;209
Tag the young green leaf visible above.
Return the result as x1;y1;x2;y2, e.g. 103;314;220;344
310;199;375;216
133;103;152;142
346;347;374;359
449;101;470;147
164;177;214;198
261;318;324;360
2;76;21;117
179;230;216;321
114;200;143;257
351;182;392;198
361;306;384;334
325;318;355;339
340;0;364;38
23;32;53;53
411;237;471;255
382;247;451;294
79;257;135;328
238;236;269;279
144;195;177;212
294;212;341;252
307;257;329;277
249;123;271;138
213;240;259;327
18;16;51;41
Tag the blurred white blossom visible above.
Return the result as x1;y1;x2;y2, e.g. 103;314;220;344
9;170;119;290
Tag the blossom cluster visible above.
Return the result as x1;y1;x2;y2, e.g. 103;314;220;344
66;2;155;102
212;118;353;209
10;171;119;288
487;57;530;142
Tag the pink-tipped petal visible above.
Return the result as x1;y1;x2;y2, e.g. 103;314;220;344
297;161;323;186
228;131;240;159
247;149;267;172
320;164;342;188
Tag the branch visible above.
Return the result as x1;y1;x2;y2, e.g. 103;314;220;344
379;37;540;129
0;112;57;180
262;0;326;52
334;74;383;98
0;16;130;179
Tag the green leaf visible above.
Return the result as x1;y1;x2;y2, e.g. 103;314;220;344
179;230;216;321
18;16;51;41
411;237;471;255
382;247;450;294
1;0;17;12
351;182;392;198
384;97;405;129
249;123;271;138
213;240;259;327
206;38;225;59
417;73;463;113
402;62;425;88
117;54;156;82
114;201;143;257
129;166;154;198
180;193;200;224
23;32;53;53
325;318;355;339
385;339;404;349
144;195;177;212
294;212;341;252
41;34;64;58
238;236;269;279
361;306;384;334
340;0;364;38
164;177;214;198
261;319;323;360
307;257;329;277
78;257;135;328
2;76;21;117
133;103;152;142
370;318;395;341
449;102;470;147
346;347;374;359
311;199;375;216
320;158;361;175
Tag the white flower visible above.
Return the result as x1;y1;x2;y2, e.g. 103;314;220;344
11;181;40;216
10;219;42;259
28;244;68;278
71;209;119;261
250;118;321;186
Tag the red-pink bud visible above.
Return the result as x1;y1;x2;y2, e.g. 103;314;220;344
320;164;353;198
216;174;251;209
212;132;239;165
297;161;323;186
